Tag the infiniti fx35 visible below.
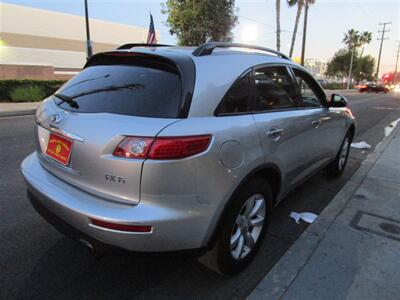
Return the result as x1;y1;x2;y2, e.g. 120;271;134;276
22;42;355;275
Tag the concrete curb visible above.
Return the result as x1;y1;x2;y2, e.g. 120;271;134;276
248;125;400;300
0;110;36;117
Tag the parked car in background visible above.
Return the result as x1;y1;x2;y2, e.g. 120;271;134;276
21;42;355;275
358;83;389;93
317;79;329;88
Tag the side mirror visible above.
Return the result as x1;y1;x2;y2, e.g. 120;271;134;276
329;93;348;107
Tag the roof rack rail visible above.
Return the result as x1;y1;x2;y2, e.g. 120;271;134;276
117;43;172;50
192;42;290;60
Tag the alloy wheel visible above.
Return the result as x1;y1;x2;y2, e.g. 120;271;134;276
339;137;350;170
230;194;266;260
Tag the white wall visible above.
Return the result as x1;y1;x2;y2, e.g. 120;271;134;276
0;46;85;69
0;2;152;45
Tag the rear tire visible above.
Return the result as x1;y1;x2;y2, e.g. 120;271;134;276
327;130;353;177
199;179;273;275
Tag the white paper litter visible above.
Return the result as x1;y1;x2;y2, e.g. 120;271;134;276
290;211;318;224
351;141;371;150
384;118;400;137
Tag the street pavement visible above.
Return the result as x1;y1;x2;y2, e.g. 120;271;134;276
1;92;399;299
0;102;39;117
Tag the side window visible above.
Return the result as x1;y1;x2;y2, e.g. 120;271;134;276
216;72;251;115
254;66;297;111
293;68;325;108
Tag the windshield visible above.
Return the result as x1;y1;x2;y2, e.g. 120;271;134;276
55;64;182;118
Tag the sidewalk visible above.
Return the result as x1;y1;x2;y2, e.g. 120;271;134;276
249;124;400;299
0;102;40;117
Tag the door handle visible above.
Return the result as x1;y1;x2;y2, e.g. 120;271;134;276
266;128;284;138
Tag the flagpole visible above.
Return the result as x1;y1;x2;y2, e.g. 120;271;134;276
84;0;93;59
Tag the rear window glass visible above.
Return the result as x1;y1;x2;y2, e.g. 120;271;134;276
55;64;182;118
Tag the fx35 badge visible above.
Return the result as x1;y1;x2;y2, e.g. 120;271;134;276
105;173;126;184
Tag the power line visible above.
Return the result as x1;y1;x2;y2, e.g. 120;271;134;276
238;15;301;35
375;21;391;79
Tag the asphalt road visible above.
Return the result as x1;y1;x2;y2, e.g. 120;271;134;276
1;92;400;300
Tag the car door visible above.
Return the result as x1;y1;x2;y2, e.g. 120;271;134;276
251;65;319;196
291;67;346;171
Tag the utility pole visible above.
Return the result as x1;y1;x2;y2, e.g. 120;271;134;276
300;0;309;66
394;41;400;84
375;22;391;80
84;0;93;60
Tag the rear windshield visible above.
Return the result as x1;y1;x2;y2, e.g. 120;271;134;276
55;64;182;118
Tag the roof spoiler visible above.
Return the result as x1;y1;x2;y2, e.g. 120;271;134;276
116;43;172;50
192;42;290;60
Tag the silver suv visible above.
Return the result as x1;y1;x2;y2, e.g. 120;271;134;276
22;42;355;275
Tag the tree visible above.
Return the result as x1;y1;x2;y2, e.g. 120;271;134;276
343;29;360;88
287;0;304;58
300;0;315;65
342;29;372;88
359;31;373;58
355;55;375;82
276;0;281;51
343;29;360;50
162;0;238;46
357;31;372;77
326;48;376;82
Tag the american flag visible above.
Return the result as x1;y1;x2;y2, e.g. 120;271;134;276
146;13;157;44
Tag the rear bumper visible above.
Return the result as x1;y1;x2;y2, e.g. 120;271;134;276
27;189;126;254
21;152;215;252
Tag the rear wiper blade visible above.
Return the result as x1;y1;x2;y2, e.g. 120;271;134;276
54;93;79;109
63;83;143;100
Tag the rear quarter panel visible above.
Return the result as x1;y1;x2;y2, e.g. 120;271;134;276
140;115;264;246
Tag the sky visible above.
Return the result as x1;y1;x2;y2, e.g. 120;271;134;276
2;0;400;75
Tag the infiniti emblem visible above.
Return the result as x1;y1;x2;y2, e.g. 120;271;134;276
50;113;63;124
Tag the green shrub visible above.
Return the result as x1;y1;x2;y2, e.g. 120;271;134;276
9;85;47;102
0;80;66;102
324;82;343;90
323;82;353;90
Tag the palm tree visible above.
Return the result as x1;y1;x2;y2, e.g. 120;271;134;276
343;29;360;50
359;31;372;59
356;31;372;83
276;0;281;51
343;29;360;89
300;0;315;66
287;0;304;58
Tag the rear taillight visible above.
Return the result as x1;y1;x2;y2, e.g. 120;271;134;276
113;135;211;160
113;137;154;159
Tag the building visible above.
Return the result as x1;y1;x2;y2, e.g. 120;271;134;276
304;59;327;79
0;3;158;80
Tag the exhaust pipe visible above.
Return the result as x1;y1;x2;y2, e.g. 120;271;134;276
78;238;103;259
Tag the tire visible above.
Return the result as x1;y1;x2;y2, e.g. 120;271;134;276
199;178;273;275
327;130;353;177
